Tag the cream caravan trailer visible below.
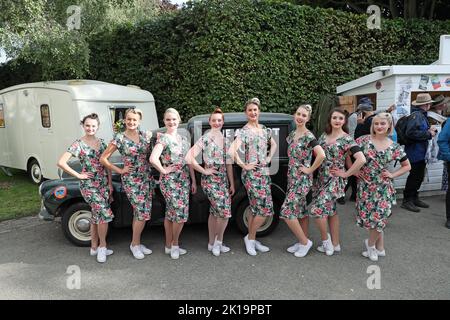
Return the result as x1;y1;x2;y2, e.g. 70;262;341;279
0;80;159;183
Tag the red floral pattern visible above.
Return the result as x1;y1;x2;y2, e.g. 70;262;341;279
310;134;357;218
280;131;317;219
235;124;274;217
68;139;113;224
111;131;153;221
355;135;406;231
157;133;191;223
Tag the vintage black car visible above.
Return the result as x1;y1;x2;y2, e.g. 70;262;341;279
39;112;295;246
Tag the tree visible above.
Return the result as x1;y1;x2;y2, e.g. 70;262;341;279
276;0;450;20
0;0;162;79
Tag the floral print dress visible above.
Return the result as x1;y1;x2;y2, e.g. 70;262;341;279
235;124;274;217
280;131;318;220
157;133;191;223
196;132;232;219
68;139;113;224
355;135;407;231
310;134;360;218
111;131;153;221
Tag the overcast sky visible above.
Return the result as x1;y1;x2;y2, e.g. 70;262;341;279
171;0;188;6
0;49;7;64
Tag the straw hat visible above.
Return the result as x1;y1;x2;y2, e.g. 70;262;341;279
411;93;434;106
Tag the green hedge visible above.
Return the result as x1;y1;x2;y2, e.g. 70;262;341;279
2;0;450;126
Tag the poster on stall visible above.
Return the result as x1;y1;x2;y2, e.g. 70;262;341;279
419;75;429;90
396;77;412;117
431;75;441;90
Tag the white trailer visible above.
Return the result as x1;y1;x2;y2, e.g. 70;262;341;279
336;35;450;194
0;80;159;183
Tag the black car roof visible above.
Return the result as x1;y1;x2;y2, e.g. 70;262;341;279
187;112;294;128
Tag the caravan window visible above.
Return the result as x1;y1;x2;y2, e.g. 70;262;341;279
109;106;136;130
0;103;4;128
40;104;51;128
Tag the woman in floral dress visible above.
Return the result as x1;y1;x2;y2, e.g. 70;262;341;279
186;108;235;257
58;113;114;263
310;108;366;256
281;105;325;258
101;108;153;260
229;98;277;256
355;113;411;262
150;108;197;260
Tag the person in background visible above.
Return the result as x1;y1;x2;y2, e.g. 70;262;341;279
401;93;436;212
427;95;449;165
436;96;450;229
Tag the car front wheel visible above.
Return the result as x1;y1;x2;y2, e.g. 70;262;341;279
61;202;92;247
235;199;280;237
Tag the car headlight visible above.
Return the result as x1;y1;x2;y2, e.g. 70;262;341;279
38;182;43;197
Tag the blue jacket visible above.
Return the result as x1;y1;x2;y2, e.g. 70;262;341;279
404;107;432;163
438;120;450;162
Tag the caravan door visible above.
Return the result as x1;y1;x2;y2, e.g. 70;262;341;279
34;91;58;180
0;95;9;167
35;90;77;180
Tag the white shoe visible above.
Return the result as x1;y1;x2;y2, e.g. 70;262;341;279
317;243;341;254
96;247;107;263
130;245;144;260
362;248;385;258
254;240;270;253
319;233;334;256
362;239;378;262
139;244;152;255
90;248;113;256
171;246;180;259
212;241;221;257
244;235;257;256
165;246;187;255
208;243;231;253
294;240;313;258
287;243;300;253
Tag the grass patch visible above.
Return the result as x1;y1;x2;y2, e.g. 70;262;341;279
0;168;41;222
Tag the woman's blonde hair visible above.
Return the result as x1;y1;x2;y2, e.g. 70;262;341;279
244;97;260;111
371;112;394;136
164;108;181;122
296;104;312;117
125;108;143;120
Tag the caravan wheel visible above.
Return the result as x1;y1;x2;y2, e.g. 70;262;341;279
28;159;43;184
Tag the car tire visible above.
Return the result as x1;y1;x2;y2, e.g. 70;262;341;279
27;159;43;184
235;198;280;237
61;202;92;247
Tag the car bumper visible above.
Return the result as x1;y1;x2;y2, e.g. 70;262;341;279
38;200;54;221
